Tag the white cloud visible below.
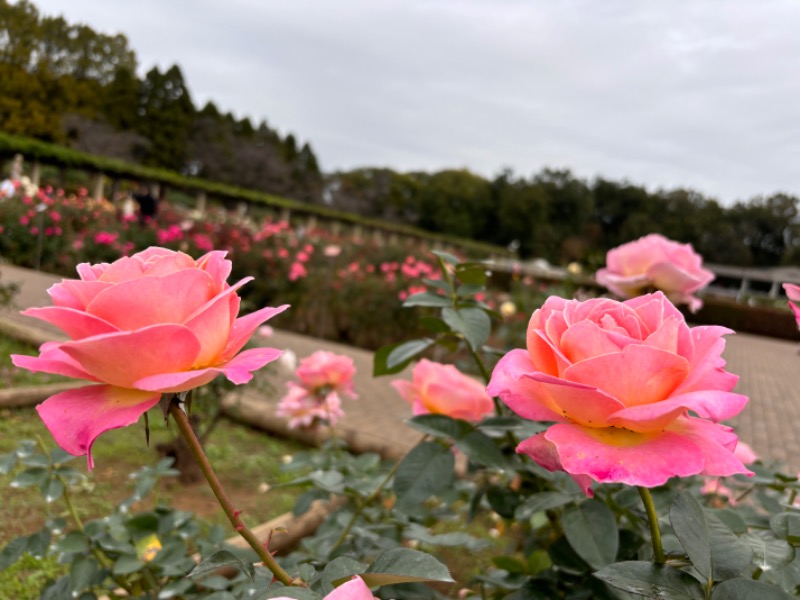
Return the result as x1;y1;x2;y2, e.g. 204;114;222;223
29;0;800;203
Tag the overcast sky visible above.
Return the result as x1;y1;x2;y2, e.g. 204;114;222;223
30;0;800;204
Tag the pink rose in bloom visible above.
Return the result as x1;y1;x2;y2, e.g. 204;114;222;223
276;351;357;429
295;350;357;400
272;576;375;600
392;359;494;422
12;247;288;468
276;382;345;429
487;292;751;496
595;234;714;312
783;283;800;329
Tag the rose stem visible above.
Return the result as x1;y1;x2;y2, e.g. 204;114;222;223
638;486;665;564
168;400;297;586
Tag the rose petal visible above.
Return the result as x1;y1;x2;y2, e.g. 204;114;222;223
516;433;594;496
523;372;625;426
36;385;161;470
48;280;114;310
673;326;738;395
607;390;748;432
59;325;201;388
670;418;754;478
12;342;100;381
219;304;290;362
563;344;689;407
487;349;566;422
87;269;216;330
543;423;706;487
21;306;119;340
133;347;283;392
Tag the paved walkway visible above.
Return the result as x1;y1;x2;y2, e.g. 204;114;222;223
2;262;799;472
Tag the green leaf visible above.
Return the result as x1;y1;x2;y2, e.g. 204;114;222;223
418;316;451;334
422;278;453;294
454;430;507;469
309;470;345;493
393;441;455;510
188;549;255;580
492;555;528;574
53;532;89;555
771;512;800;544
357;547;453;586
10;467;48;488
0;536;28;570
318;556;367;595
742;532;794;572
515;491;574;520
402;292;451;308
70;555;101;594
0;452;17;474
486;485;521;519
373;339;434;376
455;264;487;286
25;530;50;557
112;555;145;575
711;578;795;599
441;307;490;350
407;414;473;440
594;561;705;600
670;491;712;580
706;510;752;581
40;477;64;503
431;250;460;265
561;500;619;569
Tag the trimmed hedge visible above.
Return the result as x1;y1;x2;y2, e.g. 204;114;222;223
0;132;511;258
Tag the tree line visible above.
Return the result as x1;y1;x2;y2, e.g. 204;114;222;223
3;0;798;268
0;0;322;201
326;167;800;268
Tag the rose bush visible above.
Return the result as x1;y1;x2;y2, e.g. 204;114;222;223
595;233;714;311
392;359;494;421
487;292;751;495
11;247;288;468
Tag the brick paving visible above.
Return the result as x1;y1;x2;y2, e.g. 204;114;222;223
2;262;799;472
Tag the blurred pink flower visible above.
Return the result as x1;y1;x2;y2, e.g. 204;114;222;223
596;234;714;312
288;262;307;281
276;382;344;429
392;359;494;422
296;351;357;399
487;292;751;496
94;231;119;245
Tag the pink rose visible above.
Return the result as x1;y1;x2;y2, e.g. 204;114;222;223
392;359;494;422
487;292;751;496
272;576;376;600
783;283;800;328
596;234;714;312
12;247;288;468
276;382;344;429
295;350;357;399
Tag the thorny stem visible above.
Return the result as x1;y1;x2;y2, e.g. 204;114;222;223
638;486;665;564
168;399;297;587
